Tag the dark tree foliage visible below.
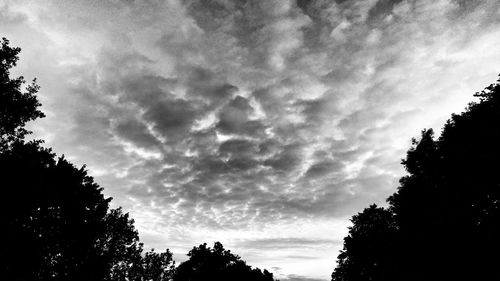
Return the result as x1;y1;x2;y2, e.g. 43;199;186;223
1;141;108;280
173;242;276;281
332;205;398;281
139;249;175;281
99;209;175;281
0;37;44;150
0;38;174;281
0;141;174;281
333;76;500;281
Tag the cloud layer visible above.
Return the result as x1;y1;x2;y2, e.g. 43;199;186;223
2;0;500;279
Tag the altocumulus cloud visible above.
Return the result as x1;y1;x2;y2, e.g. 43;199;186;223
1;0;500;280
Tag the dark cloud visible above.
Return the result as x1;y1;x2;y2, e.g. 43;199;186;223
304;160;343;179
144;99;198;141
185;67;238;105
119;74;174;105
258;139;282;156
216;96;267;136
219;139;258;156
113;118;160;149
293;97;338;126
263;143;303;172
366;0;405;26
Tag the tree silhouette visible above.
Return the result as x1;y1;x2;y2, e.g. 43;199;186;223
0;138;175;281
0;37;44;150
332;205;398;281
333;75;500;281
0;38;174;281
173;242;276;281
138;248;175;281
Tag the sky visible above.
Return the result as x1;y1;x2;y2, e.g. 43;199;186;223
1;0;500;280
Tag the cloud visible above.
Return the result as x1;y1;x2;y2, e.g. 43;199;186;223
216;95;267;137
235;237;341;250
282;274;327;281
4;0;500;279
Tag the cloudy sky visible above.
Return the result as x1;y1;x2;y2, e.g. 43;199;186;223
2;0;500;280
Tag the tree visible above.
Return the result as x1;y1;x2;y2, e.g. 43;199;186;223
386;129;445;281
332;205;398;281
115;245;175;281
0;141;111;280
139;249;175;281
173;242;276;281
432;77;500;281
332;75;500;281
0;140;175;281
0;38;174;281
0;37;44;150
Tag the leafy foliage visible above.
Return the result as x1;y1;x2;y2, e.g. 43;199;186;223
333;76;500;281
0;140;174;281
173;242;276;281
0;37;44;150
332;205;398;281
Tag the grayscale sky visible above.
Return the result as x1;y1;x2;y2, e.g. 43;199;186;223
1;0;499;280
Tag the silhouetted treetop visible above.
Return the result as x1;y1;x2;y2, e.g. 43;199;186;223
0;37;44;149
173;242;276;281
333;75;500;281
332;205;398;281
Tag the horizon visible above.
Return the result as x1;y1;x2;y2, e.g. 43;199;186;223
1;0;500;280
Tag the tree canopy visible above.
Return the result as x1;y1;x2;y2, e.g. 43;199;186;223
332;76;500;281
173;242;275;281
0;37;44;150
332;205;398;281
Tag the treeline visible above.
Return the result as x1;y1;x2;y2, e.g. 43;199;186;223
0;38;276;281
332;77;500;281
